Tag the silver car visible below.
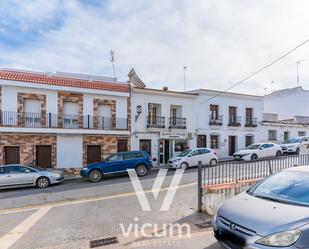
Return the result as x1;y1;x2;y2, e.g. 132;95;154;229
213;166;309;248
0;165;64;189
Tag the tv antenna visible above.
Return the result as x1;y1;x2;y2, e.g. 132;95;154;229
183;65;187;91
110;49;116;80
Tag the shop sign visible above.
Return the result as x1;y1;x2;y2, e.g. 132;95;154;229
160;132;187;139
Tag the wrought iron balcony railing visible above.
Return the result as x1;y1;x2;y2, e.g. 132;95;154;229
147;116;165;128
209;115;223;126
169;117;186;129
0;111;128;130
228;116;241;127
245;117;258;127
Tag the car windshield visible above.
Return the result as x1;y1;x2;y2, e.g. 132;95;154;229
178;150;192;157
246;144;260;150
26;165;45;171
247;171;309;207
283;137;301;144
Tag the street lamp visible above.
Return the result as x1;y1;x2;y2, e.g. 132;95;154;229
135;105;142;121
297;59;306;87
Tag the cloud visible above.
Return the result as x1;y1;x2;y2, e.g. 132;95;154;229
0;0;309;95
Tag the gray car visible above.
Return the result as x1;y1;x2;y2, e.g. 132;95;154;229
213;166;309;249
0;165;64;189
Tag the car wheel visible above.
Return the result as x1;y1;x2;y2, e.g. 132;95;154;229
276;150;282;157
210;159;217;166
89;170;103;182
296;148;300;155
251;154;258;161
180;162;188;169
135;164;148;177
36;177;50;188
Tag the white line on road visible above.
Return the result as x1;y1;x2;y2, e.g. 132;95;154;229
0;206;51;249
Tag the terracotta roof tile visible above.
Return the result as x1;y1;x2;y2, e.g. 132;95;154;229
0;69;129;93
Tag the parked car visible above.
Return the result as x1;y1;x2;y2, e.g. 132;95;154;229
212;166;309;248
233;143;282;161
280;136;309;154
80;150;153;182
168;148;218;169
0;165;64;189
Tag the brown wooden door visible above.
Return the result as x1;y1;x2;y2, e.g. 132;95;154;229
36;145;52;168
117;139;128;152
246;108;253;123
139;140;151;156
245;136;253;147
87;145;102;164
210;105;219;119
197;135;207;147
229;106;236;123
228;136;236;156
4;146;20;164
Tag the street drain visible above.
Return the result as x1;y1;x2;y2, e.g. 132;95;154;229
89;236;118;248
195;221;212;229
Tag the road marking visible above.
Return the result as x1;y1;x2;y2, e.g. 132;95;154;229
0;206;51;249
0;182;197;215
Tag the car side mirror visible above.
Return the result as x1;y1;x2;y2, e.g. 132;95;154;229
259;147;263;150
153;158;157;162
25;169;30;173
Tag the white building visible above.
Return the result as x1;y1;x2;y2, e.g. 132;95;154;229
0;68;131;174
190;89;264;158
129;69;197;166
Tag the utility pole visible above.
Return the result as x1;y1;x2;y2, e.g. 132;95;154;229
110;49;116;80
183;65;187;91
297;59;306;87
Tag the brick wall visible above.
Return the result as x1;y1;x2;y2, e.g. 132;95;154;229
58;92;83;128
0;134;56;167
17;92;47;127
83;135;130;166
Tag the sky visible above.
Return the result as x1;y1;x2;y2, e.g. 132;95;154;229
0;0;309;95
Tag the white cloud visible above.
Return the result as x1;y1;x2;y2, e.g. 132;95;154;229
1;0;309;95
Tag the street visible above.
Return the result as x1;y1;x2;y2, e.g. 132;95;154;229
0;168;222;249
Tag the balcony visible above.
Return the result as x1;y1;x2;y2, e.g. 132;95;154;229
209;115;223;126
147;116;165;128
228;116;241;127
0;111;128;130
169;117;186;129
245;117;258;127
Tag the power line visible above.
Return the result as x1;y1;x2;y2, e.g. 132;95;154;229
200;38;309;104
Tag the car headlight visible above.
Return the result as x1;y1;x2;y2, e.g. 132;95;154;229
173;158;181;162
256;230;301;247
51;173;61;177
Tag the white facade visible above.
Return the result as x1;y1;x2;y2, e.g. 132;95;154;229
264;86;309;120
131;87;197;166
191;89;264;158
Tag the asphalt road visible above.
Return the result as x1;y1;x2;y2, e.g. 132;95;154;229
0;167;223;249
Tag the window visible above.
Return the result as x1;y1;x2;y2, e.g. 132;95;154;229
284;131;290;141
106;153;122;161
63;102;79;128
123;152;145;160
210;135;219;149
175;140;188;152
98;105;112;129
199;148;210;154
245;108;253;124
117;139;128;152
245;135;254;147
229;106;237;123
197;135;207;148
24;99;42;127
0;167;5;174
299;131;306;137
210;105;219;119
139;140;151;156
268;130;277;141
189;150;200;157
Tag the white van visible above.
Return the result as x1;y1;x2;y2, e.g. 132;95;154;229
168;148;218;169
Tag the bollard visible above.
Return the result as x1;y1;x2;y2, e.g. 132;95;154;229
198;160;203;212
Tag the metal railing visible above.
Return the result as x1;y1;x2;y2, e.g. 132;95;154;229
202;154;309;186
0;111;128;130
245;117;258;127
209;115;223;125
228;115;241;127
147;116;165;128
169;117;186;129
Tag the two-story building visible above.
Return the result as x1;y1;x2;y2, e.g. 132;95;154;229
190;89;264;158
0;68;130;174
129;69;197;166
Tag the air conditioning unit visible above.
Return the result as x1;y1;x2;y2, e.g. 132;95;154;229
187;133;193;139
